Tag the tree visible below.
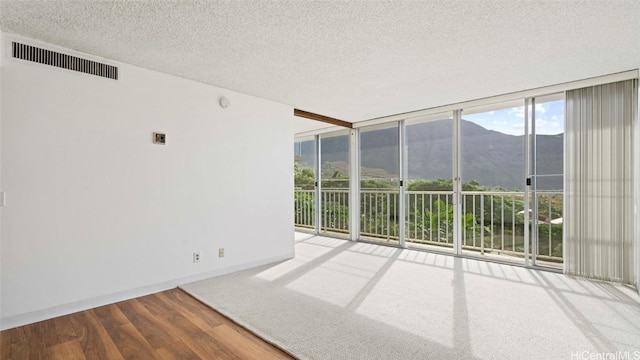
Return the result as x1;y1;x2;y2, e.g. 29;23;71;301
294;164;315;190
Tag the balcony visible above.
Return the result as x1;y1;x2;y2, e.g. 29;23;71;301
294;189;563;265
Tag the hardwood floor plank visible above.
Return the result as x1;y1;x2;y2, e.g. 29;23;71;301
116;299;180;349
171;289;291;359
69;310;124;360
47;339;87;360
157;289;225;332
232;325;292;358
8;323;47;360
3;288;292;360
155;340;201;360
20;322;47;359
52;316;78;346
27;322;49;360
40;318;60;348
102;323;162;360
93;302;162;359
93;304;129;330
207;324;292;360
0;329;12;360
117;294;206;360
208;310;293;358
9;326;30;360
137;294;241;360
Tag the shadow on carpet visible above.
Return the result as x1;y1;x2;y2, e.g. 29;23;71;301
181;234;640;360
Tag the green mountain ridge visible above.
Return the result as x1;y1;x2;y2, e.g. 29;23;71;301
296;120;563;190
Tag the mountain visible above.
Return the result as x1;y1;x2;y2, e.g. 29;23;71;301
295;120;563;190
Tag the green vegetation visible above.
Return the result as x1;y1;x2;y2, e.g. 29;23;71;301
295;163;563;260
294;164;315;190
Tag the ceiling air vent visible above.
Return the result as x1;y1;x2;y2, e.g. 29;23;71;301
11;41;118;80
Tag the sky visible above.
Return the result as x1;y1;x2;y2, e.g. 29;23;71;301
463;100;564;136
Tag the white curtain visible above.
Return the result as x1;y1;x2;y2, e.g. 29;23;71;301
565;79;638;283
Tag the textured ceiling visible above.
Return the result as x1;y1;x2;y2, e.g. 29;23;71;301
1;1;639;128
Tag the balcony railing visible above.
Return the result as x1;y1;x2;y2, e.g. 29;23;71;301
294;189;563;263
293;189;315;229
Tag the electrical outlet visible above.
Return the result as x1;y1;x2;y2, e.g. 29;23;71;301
218;248;224;258
153;132;166;145
193;252;200;263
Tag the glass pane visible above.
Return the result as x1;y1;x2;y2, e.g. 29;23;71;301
533;97;564;266
294;139;316;230
534;98;564;190
405;118;454;251
461;102;527;262
359;125;399;243
320;132;350;236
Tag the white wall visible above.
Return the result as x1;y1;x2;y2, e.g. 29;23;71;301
0;34;294;329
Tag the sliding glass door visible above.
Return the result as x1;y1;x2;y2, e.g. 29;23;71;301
294;138;317;231
456;96;565;266
293;96;565;269
405;115;455;252
320;131;351;237
529;95;564;267
460;101;528;262
359;124;401;244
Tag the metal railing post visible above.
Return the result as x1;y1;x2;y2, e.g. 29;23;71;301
398;120;407;248
349;128;360;241
315;135;322;234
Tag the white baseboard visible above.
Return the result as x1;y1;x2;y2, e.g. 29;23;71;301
0;253;293;331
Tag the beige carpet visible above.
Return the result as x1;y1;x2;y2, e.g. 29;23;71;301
181;233;640;360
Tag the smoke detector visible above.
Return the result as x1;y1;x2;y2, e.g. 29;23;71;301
219;96;230;109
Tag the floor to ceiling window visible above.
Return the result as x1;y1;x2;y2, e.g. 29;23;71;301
530;94;564;267
320;131;351;237
359;123;400;244
405;114;455;252
460;101;528;263
457;96;564;267
293;87;583;271
294;138;316;231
